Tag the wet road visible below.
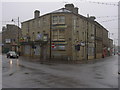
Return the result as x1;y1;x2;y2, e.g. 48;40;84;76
2;54;118;88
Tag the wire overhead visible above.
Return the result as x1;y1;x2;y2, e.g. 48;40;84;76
96;15;118;18
88;1;119;6
76;0;119;6
100;18;119;23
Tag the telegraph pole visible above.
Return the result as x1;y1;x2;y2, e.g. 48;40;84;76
18;17;19;43
86;15;89;61
12;17;20;54
18;17;20;55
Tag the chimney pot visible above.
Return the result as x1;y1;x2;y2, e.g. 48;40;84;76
34;10;40;18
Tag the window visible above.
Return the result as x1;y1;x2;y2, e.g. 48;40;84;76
59;16;65;24
59;30;65;40
52;16;58;24
52;45;66;51
52;30;58;40
88;47;94;56
12;39;16;42
52;29;65;40
43;17;45;22
32;32;35;41
82;32;84;40
37;20;40;27
32;21;35;28
58;45;66;51
27;22;30;33
38;20;40;27
52;16;65;24
36;32;43;40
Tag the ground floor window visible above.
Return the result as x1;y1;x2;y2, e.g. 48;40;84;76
34;45;40;55
52;44;66;51
88;47;94;56
24;45;30;54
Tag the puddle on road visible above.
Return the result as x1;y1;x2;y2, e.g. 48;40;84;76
18;64;37;70
95;76;104;79
95;73;104;79
18;64;25;68
2;67;6;69
9;73;14;76
24;72;29;74
95;73;102;76
26;71;89;88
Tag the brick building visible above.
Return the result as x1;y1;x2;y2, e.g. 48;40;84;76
21;4;112;61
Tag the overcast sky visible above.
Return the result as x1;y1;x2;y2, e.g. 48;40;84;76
1;0;119;45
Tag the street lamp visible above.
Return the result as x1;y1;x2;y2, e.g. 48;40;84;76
11;17;20;54
11;17;20;41
114;38;118;55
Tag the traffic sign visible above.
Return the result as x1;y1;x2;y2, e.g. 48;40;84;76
52;43;55;48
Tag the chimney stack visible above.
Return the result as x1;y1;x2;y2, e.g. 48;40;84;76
89;16;96;21
65;4;79;14
65;4;74;12
34;10;40;19
73;7;78;14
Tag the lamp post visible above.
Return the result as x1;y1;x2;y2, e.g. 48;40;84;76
114;38;118;55
11;17;20;54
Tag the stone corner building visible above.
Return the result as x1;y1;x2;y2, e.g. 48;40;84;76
2;24;22;53
21;4;113;61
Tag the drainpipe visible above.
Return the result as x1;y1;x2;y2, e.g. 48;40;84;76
94;25;96;59
49;14;52;59
86;19;89;61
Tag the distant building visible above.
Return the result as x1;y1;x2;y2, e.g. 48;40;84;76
108;38;113;56
21;4;112;61
2;24;21;53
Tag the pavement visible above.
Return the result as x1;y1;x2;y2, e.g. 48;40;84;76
19;55;112;64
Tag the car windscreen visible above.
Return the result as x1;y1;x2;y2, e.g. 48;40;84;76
9;52;16;55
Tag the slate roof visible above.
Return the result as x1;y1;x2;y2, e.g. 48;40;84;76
51;8;72;13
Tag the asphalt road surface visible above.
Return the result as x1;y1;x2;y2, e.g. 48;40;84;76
2;54;118;88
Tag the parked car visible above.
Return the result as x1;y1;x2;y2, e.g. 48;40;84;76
6;51;19;58
117;52;120;56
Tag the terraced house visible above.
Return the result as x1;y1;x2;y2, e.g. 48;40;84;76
20;4;113;61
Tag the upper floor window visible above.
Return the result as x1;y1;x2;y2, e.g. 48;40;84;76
52;16;65;24
59;29;65;40
32;21;35;28
52;29;65;41
52;16;58;24
38;20;40;27
52;30;58;40
59;16;65;24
